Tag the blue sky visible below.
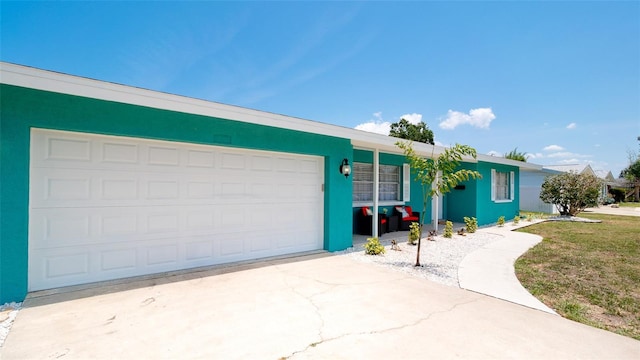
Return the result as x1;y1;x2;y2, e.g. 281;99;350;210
2;1;639;176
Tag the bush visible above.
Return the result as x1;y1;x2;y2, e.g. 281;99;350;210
443;221;453;238
540;172;601;216
364;237;386;255
513;215;520;225
463;216;477;233
497;216;505;227
408;222;420;245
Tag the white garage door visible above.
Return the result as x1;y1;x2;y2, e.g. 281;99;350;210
29;129;324;291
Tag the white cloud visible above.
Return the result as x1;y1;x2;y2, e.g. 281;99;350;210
543;144;564;152
527;153;544;160
547;152;591;159
355;121;391;135
400;113;422;125
557;159;593;165
354;111;391;135
354;112;426;135
487;150;502;157
566;122;577;129
439;108;495;130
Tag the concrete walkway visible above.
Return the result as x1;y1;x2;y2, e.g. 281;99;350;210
458;223;557;314
459;205;640;313
3;252;639;359
585;205;640;217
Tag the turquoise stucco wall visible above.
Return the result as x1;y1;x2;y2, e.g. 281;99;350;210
475;162;520;225
0;84;354;303
445;162;479;223
444;161;520;226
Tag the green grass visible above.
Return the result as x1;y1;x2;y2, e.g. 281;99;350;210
515;213;640;340
619;202;640;208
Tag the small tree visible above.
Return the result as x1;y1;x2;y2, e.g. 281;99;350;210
390;118;435;145
539;171;601;216
397;141;482;266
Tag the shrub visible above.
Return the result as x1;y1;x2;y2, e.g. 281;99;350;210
408;222;420;245
443;221;453;238
540;171;601;216
364;237;386;255
513;215;520;225
497;216;505;227
463;216;477;233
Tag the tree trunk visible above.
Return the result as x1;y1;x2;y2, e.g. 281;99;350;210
415;225;422;267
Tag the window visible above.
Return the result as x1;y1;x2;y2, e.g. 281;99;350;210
353;163;373;202
491;169;515;202
379;165;400;201
353;162;407;203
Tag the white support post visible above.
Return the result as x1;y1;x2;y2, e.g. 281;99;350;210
373;148;380;237
432;171;442;232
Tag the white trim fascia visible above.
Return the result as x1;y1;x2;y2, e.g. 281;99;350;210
0;63;453;158
1;62;356;139
1;62;542;171
476;154;542;170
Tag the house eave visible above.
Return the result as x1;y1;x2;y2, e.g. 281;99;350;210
1;62;544;171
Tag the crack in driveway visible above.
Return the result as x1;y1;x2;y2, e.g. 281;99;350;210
279;272;481;359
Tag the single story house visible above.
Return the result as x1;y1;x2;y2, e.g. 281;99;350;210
519;167;564;214
520;164;616;214
0;62;539;303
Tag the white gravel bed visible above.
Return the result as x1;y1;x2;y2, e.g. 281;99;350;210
0;302;21;348
340;231;503;287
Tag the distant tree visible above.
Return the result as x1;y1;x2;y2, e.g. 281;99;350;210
539;172;601;216
504;147;528;162
621;159;640;182
389;118;434;145
618;136;640;202
396;141;481;266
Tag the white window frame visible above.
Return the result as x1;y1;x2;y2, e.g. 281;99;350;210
353;162;409;206
491;169;515;203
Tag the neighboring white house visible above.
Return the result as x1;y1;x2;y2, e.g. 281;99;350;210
520;164;615;213
519;167;563;213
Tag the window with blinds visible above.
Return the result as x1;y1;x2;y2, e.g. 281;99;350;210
353;162;402;203
353;163;373;202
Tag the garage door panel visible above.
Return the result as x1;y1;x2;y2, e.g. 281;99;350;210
186;180;215;199
186;149;216;168
29;129;324;291
102;142;139;164
148;145;180;166
185;240;214;261
221;152;246;170
146;244;179;266
101;248;138;272
46;137;92;162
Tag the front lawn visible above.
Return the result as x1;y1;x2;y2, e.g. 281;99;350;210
515;213;640;340
619;202;640;208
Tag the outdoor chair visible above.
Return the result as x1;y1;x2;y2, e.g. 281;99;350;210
394;206;420;231
358;207;388;236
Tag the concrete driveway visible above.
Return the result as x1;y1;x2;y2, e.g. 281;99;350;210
3;253;638;359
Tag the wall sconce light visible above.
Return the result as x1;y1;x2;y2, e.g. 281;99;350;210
340;158;351;178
